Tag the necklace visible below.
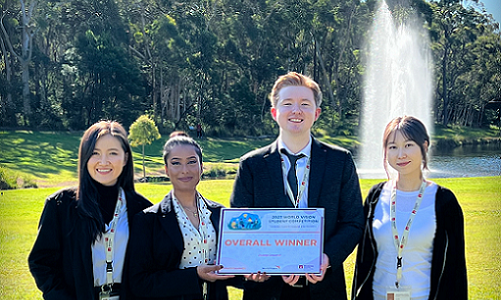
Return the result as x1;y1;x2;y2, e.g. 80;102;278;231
183;205;198;217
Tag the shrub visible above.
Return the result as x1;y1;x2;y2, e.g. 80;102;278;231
0;165;38;189
0;165;16;189
203;163;238;179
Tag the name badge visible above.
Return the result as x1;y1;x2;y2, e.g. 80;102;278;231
99;290;119;300
386;286;411;300
99;293;119;300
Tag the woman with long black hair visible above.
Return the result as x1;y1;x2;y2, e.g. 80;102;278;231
29;120;152;299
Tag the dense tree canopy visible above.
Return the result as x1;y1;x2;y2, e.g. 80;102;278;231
1;0;500;135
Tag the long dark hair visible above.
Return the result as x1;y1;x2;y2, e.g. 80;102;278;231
77;120;135;242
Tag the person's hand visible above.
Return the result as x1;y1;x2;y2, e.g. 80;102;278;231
281;274;301;286
244;272;270;283
196;265;235;282
305;253;330;284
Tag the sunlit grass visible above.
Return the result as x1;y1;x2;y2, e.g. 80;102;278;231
433;125;499;141
1;177;499;299
1;131;499;298
0;131;274;187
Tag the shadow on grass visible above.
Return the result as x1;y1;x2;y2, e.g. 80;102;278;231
0;131;81;179
1;131;276;184
131;136;275;164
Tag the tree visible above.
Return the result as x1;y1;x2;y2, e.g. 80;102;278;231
128;115;161;180
429;0;500;127
0;0;498;133
1;0;38;125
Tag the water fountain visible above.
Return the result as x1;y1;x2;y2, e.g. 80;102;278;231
358;0;434;178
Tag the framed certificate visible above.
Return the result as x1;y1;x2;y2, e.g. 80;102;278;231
216;208;324;275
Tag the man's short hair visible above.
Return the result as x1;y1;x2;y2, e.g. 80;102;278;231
269;72;322;108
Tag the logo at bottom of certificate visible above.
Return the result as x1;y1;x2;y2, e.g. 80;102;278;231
298;264;315;271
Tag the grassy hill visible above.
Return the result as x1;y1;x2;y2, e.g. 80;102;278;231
1;126;499;189
0;130;275;188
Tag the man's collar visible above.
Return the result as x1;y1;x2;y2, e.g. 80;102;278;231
277;135;312;157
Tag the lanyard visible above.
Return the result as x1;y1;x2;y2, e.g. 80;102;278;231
102;187;125;288
281;155;311;208
390;180;427;288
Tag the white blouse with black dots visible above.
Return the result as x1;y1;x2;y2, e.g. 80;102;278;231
172;194;217;269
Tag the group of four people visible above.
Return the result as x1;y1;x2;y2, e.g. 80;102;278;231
28;72;467;300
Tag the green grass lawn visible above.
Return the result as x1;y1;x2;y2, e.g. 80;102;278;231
0;130;275;188
3;127;498;188
1;177;499;299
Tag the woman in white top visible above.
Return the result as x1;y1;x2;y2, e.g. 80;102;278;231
352;116;467;300
127;131;236;300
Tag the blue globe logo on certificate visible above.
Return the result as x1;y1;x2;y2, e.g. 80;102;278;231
228;213;261;230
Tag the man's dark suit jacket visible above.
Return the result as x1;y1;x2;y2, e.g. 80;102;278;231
230;137;365;300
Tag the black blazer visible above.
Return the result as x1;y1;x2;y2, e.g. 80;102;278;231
352;182;467;300
230;137;365;300
28;187;152;300
127;191;238;300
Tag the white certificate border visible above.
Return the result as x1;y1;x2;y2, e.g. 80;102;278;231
216;208;325;275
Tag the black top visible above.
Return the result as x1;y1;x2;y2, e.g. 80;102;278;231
95;181;119;224
28;187;152;300
127;192;243;299
351;182;468;300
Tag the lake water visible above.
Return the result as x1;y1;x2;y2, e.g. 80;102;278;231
355;143;501;179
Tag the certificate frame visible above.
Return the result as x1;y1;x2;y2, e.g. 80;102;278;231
216;208;324;275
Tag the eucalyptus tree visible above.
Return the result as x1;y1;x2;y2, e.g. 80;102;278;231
0;12;16;127
429;0;472;126
125;0;218;131
429;0;500;127
74;30;145;128
62;0;146;128
217;0;284;124
308;0;372;133
203;0;283;135
124;0;181;123
1;0;37;125
29;0;75;129
448;12;501;127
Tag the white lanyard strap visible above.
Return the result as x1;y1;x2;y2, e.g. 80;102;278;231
281;155;311;208
103;188;125;287
390;180;427;288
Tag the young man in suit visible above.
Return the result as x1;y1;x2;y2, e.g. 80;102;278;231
230;72;364;300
